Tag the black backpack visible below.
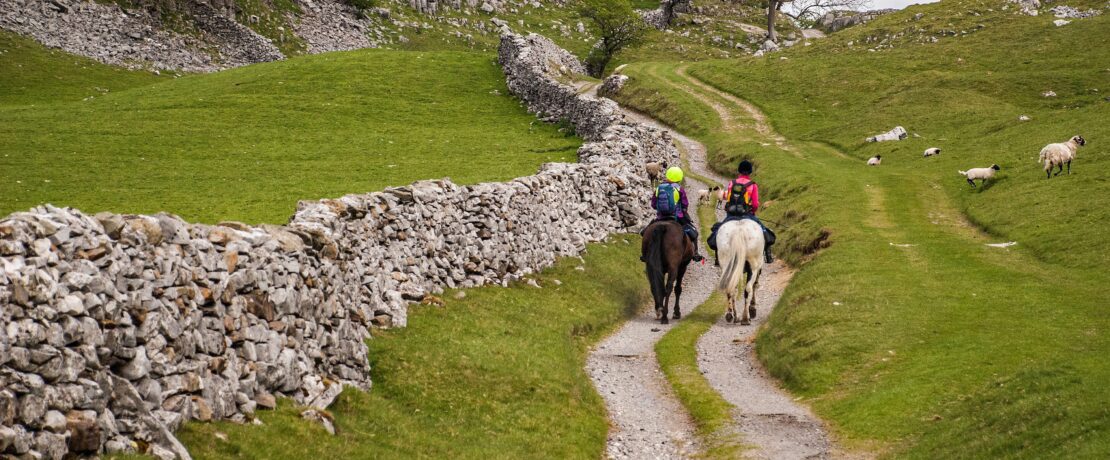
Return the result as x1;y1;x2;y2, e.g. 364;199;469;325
725;180;755;216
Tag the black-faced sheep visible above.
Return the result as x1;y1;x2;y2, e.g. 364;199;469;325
867;155;882;166
959;164;1001;187
923;147;941;157
697;186;721;206
1039;135;1085;178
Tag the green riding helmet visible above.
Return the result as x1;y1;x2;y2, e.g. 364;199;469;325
665;166;684;183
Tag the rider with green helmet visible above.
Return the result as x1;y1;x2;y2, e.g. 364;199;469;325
650;166;704;262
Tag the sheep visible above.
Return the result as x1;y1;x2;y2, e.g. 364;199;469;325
923;147;942;157
697;186;721;206
1038;135;1085;178
867;155;882;166
959;164;1001;187
645;161;667;181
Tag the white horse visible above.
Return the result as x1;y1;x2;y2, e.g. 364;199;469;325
716;219;766;325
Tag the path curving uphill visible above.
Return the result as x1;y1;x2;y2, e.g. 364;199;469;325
586;66;851;458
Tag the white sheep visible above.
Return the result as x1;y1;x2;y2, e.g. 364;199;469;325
697;186;721;206
867;155;882;166
959;164;1001;187
923;147;942;157
646;162;667;181
1038;135;1085;179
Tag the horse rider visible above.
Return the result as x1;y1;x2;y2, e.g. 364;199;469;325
647;166;704;262
707;160;776;264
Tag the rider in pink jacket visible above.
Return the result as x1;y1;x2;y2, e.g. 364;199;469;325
709;160;775;263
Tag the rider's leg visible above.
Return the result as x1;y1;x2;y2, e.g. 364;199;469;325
679;215;703;262
746;215;775;263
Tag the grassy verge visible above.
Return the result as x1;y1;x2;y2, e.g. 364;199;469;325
176;235;648;458
617;43;1110;458
0;40;579;224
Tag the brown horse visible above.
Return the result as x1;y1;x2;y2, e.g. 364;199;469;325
641;220;694;324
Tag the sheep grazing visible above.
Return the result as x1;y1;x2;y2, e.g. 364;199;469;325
867;155;882;166
1038;135;1086;178
923;147;942;157
645;161;667;181
697;186;721;205
959;164;1001;187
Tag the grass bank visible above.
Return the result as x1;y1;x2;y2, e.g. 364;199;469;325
177;235;647;458
615;23;1110;455
0;33;578;224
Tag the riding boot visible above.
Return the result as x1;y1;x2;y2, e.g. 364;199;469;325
762;227;776;264
687;233;704;262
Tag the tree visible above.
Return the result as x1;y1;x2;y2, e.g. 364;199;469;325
766;0;872;42
579;0;647;78
766;0;787;43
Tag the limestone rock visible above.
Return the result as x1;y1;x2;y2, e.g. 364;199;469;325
866;126;908;142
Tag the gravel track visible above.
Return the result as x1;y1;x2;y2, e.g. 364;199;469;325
585;74;851;459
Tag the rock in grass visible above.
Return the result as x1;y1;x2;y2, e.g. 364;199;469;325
866;126;908;142
301;409;335;435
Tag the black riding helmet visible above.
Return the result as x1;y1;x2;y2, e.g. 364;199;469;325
738;160;753;175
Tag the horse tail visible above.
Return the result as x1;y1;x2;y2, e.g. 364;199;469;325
718;253;739;292
647;224;667;276
717;229;746;293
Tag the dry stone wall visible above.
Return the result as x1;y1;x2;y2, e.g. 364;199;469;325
0;29;676;460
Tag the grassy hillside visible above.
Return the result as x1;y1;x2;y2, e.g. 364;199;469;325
392;0;777;64
0;31;166;105
611;1;1110;453
690;0;1110;269
0;33;579;224
176;236;647;459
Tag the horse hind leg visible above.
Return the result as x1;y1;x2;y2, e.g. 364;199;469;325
724;292;735;324
740;289;752;325
647;270;664;320
749;277;759;319
672;265;689;320
661;272;676;324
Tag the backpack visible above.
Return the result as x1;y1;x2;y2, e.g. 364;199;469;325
655;183;681;217
725;179;755;216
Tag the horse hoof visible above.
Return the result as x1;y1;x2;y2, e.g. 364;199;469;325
724;311;734;323
673;312;681;320
661;317;669;325
740;319;751;326
749;307;757;318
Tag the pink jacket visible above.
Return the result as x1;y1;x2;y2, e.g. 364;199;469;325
725;175;760;213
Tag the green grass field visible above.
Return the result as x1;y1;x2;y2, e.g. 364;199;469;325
0;31;578;224
613;1;1110;454
175;236;647;459
690;0;1110;269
